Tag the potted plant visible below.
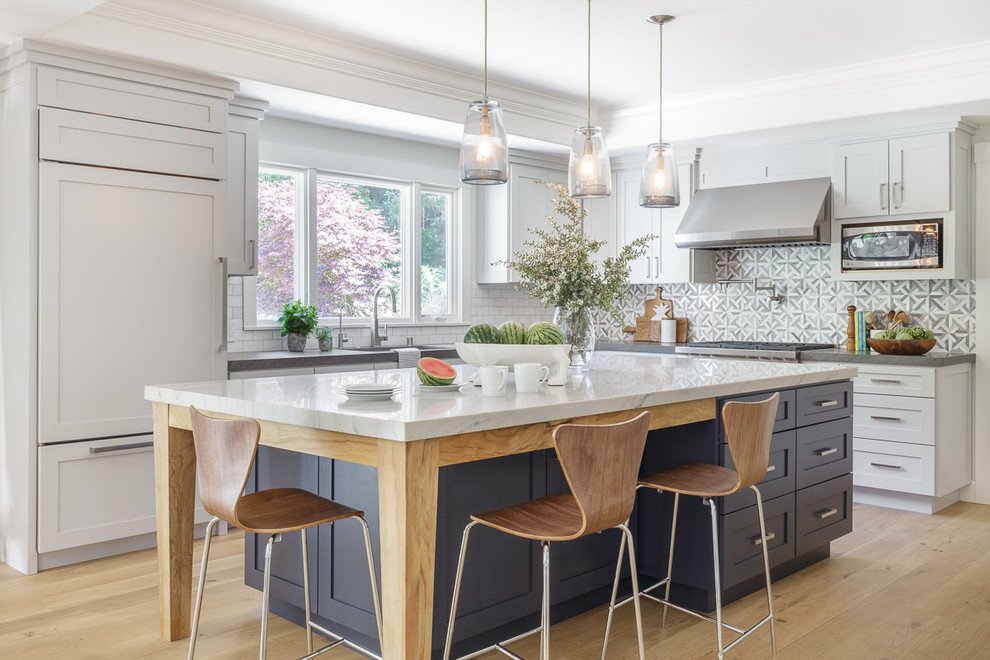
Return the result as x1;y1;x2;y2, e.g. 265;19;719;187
278;300;319;352
314;325;333;352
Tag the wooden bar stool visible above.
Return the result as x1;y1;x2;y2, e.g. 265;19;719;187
606;393;779;659
442;411;651;660
186;406;383;660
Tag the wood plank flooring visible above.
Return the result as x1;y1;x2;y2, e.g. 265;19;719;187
2;502;990;659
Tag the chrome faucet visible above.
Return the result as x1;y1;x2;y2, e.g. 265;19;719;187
371;285;396;347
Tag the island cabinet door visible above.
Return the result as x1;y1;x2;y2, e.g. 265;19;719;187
434;451;549;653
243;446;320;614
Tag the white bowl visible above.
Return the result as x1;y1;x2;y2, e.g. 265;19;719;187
455;342;571;385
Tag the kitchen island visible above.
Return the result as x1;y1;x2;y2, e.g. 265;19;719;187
146;352;856;659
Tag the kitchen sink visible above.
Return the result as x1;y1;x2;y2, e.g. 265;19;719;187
338;344;454;352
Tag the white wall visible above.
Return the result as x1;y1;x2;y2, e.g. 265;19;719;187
964;133;990;504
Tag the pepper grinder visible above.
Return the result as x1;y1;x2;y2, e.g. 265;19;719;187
846;305;857;352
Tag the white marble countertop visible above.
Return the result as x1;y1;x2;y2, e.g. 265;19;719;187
146;352;857;442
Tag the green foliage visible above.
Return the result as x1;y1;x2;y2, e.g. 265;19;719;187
497;181;655;324
875;327;935;340
278;300;319;337
313;325;333;341
874;329;897;339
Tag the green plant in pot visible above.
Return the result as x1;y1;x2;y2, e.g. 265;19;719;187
314;325;333;352
278;300;319;352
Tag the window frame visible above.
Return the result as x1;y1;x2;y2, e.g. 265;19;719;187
244;163;462;329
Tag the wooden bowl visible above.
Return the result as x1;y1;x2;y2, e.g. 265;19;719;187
866;338;936;355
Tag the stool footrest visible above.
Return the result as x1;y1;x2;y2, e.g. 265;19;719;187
452;625;541;660
640;592;747;636
306;622;381;660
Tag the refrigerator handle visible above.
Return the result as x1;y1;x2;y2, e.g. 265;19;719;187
218;256;228;352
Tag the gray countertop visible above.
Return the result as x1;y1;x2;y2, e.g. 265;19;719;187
596;341;974;367
228;345;459;372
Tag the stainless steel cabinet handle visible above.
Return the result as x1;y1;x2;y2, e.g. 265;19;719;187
893;181;901;208
248;239;256;270
870;415;902;422
871;462;903;470
816;507;838;520
749;531;776;546
814;447;838;457
870;378;901;384
766;465;776;473
90;440;154;454
646;256;651;279
219;256;228;352
880;182;887;209
655;256;660;276
815;400;839;408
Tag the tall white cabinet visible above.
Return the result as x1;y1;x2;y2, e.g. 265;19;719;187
0;41;236;572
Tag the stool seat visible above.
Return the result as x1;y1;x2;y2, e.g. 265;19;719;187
235;488;363;534
471;494;583;542
639;463;740;498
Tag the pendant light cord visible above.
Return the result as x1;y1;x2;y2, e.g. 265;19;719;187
586;0;591;127
483;0;488;102
657;20;663;145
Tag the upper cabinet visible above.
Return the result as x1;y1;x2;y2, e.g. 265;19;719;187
615;163;714;285
832;133;950;219
699;142;828;189
477;160;566;283
226;96;268;276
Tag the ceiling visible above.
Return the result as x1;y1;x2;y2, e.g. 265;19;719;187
6;0;990;153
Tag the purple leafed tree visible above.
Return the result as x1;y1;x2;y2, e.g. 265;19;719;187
256;177;400;319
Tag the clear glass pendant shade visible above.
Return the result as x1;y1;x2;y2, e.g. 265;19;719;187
459;100;508;185
639;142;679;208
568;126;612;198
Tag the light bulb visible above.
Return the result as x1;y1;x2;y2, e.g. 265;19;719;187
652;160;666;188
580;152;596;179
476;111;492;161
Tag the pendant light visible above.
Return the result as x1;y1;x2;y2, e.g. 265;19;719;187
639;14;680;208
459;0;508;185
568;0;611;198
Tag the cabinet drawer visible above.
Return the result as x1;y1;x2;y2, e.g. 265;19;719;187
229;366;316;379
795;418;853;490
39;107;226;179
795;381;853;426
852;437;934;495
795;474;853;556
37;67;226;132
38;435;211;553
853;393;935;445
721;430;795;513
719;389;795;437
852;365;934;397
720;493;794;588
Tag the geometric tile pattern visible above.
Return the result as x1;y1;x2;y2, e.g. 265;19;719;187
595;245;976;352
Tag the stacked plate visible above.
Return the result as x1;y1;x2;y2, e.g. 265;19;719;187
336;383;401;401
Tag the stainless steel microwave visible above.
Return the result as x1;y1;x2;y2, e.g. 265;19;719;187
841;221;942;271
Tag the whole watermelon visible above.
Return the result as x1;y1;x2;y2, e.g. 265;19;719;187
463;323;501;344
525;321;566;345
498;320;527;345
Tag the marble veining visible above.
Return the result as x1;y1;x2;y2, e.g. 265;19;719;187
146;353;856;442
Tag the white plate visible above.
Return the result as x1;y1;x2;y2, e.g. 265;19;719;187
342;383;400;394
340;391;397;401
413;383;462;393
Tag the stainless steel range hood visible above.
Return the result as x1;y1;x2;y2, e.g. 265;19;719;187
674;177;832;249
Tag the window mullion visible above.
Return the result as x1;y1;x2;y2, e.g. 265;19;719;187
410;182;422;322
302;168;319;305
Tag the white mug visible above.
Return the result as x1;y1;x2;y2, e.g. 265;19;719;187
660;318;678;344
479;365;508;396
514;362;550;393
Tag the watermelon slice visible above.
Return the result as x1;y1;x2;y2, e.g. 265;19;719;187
417;357;457;386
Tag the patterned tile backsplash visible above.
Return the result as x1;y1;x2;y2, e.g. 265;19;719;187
228;245;975;353
597;245;976;352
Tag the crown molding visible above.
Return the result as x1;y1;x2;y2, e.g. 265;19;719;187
88;2;588;131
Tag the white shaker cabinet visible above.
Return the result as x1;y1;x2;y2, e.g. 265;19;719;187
226;96;268;276
832;133;950;219
615;163;714;285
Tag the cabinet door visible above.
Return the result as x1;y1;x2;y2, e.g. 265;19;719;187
655;163;715;284
615;169;658;284
509;164;552;263
833;140;889;219
226;113;260;276
581;194;615;269
38;163;224;442
889;133;950;215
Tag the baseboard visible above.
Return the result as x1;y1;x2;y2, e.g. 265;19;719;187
853;486;960;514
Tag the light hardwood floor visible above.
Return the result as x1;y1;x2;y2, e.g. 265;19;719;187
3;502;990;659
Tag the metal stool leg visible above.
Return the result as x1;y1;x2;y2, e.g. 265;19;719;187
751;485;777;654
663;491;679;626
443;520;479;660
187;517;221;660
356;516;385;647
706;497;725;660
619;523;647;660
301;527;313;654
260;533;278;660
600;527;627;658
541;541;551;660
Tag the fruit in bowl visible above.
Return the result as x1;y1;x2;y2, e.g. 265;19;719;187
867;327;937;355
457;321;570;385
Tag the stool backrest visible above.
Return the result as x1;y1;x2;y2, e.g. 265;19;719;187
188;406;261;526
722;393;780;491
552;411;651;540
